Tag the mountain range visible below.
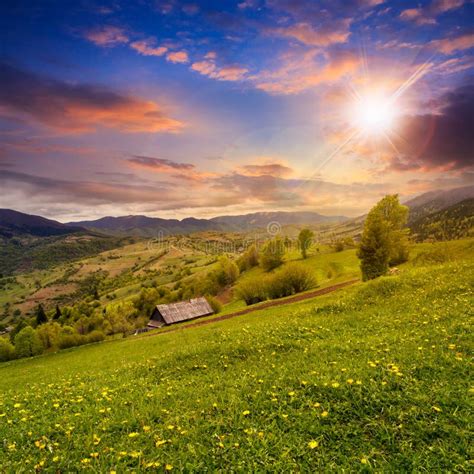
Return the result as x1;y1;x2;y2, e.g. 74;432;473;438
1;185;473;239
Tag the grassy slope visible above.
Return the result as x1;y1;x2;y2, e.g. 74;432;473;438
0;240;472;471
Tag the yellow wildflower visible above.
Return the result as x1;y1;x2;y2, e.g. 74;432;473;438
308;440;319;449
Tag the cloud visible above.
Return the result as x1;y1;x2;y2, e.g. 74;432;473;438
126;155;195;172
130;39;168;56
253;48;360;94
400;0;465;25
387;84;474;172
166;51;189;63
191;60;249;81
238;163;293;177
267;20;351;47
0;63;183;133
83;25;129;46
430;33;474;54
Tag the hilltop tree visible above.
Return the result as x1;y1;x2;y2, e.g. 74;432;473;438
237;244;259;272
298;229;314;259
358;195;410;280
260;237;285;271
36;304;48;326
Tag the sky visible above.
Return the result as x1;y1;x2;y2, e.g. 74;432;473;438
0;0;473;221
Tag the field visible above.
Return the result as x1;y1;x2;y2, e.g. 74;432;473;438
0;239;472;471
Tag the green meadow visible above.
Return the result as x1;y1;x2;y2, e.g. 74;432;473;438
0;239;472;471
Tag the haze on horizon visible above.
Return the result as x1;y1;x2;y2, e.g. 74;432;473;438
0;0;472;222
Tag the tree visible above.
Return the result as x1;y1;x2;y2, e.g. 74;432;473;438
237;244;259;272
260;237;285;271
36;304;48;326
14;327;43;358
357;195;410;280
370;194;410;266
215;255;239;286
298;229;314;259
10;318;28;343
53;305;62;320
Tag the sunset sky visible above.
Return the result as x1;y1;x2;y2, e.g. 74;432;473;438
0;0;472;221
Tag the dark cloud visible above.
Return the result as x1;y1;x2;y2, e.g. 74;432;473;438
127;155;195;171
389;84;474;172
0;63;183;133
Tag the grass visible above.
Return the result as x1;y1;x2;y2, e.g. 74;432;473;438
0;240;472;471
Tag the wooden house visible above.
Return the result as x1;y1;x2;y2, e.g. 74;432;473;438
147;297;214;329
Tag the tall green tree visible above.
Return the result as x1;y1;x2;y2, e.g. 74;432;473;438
260;237;285;271
358;195;410;280
298;229;314;259
36;304;48;326
53;305;62;320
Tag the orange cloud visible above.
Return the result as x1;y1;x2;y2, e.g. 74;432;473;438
84;26;129;46
400;0;465;25
0;63;183;134
166;51;189;63
431;33;474;54
130;39;168;56
254;49;360;94
268;20;351;47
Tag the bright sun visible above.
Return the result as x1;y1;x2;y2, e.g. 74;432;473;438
352;93;397;134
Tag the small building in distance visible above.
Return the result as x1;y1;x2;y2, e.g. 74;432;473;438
147;297;214;329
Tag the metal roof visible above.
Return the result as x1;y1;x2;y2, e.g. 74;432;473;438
154;297;214;325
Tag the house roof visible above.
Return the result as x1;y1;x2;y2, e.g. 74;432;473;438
154;297;214;325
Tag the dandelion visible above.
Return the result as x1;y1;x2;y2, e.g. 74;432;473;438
347;379;354;384
308;440;319;449
242;410;250;416
433;406;442;412
288;391;295;397
361;457;368;464
155;439;166;447
331;382;340;388
321;411;329;417
165;464;173;471
128;432;139;438
143;426;151;432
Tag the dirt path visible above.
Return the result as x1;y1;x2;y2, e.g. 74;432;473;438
146;279;359;338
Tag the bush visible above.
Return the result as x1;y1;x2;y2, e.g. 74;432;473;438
215;256;239;286
260;237;285;271
14;326;44;358
267;263;316;299
86;330;106;344
0;337;15;362
206;295;223;314
235;278;269;305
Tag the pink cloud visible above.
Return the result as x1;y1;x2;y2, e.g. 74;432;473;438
166;51;189;64
191;60;249;81
430;33;474;54
84;26;129;46
130;39;168;57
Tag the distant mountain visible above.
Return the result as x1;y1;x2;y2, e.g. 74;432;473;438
409;198;474;241
404;185;474;223
68;211;347;237
0;209;83;238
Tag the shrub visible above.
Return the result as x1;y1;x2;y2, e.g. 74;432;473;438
260;237;285;271
267;263;316;299
206;295;223;314
86;330;106;344
298;229;314;259
235;278;269;305
14;326;44;358
215;256;240;286
0;337;15;362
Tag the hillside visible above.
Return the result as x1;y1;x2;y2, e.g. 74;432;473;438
410;198;474;241
405;185;474;223
68;211;347;237
0;208;84;237
0;239;472;471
